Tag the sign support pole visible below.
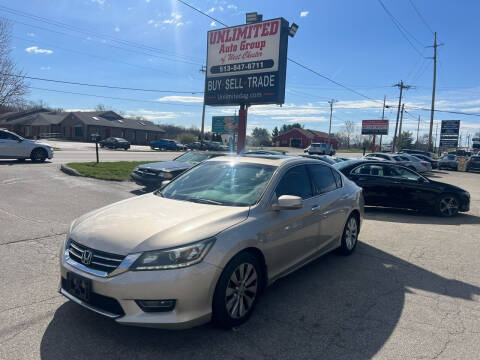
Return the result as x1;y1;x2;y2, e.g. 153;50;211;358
237;104;248;154
372;135;376;153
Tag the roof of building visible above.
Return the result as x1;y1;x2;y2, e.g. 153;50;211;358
273;127;330;139
0;109;165;133
70;111;165;132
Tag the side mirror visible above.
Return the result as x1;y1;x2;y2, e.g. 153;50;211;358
17;139;23;142
271;195;303;211
161;180;171;188
418;177;428;183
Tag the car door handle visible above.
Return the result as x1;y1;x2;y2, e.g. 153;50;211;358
311;205;321;211
341;193;349;199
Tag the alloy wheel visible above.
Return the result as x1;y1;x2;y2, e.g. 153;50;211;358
345;217;358;250
439;196;459;216
225;263;258;319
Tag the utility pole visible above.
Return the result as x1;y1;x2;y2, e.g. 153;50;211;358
380;95;386;149
200;65;207;150
434;121;439;154
397;104;405;150
392;81;411;152
416;115;421;147
427;32;444;152
327;99;338;145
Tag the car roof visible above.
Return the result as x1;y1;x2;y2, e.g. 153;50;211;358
207;154;324;167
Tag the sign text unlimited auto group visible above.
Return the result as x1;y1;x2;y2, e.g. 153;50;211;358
205;18;288;106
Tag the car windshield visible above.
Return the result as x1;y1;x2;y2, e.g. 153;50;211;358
446;155;456;160
159;161;276;206
174;152;214;164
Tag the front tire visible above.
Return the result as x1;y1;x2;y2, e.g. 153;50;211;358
212;252;262;329
30;148;47;163
436;194;459;217
338;214;359;255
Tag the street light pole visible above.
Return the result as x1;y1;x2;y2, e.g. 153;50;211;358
200;65;206;149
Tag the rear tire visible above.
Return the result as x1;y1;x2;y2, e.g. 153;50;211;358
338;214;359;256
212;252;262;329
30;148;47;163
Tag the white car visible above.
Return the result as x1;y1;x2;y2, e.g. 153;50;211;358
304;143;335;156
0;129;54;162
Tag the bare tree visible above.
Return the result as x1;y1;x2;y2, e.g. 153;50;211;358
342;120;356;148
0;20;29;109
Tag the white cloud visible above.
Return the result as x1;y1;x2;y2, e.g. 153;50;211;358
146;0;151;2
127;109;179;121
219;6;224;11
227;4;238;10
300;11;309;17
91;0;106;5
27;32;35;37
210;21;216;27
160;12;183;26
207;7;215;13
272;116;328;123
157;96;203;103
25;46;53;54
40;66;51;70
242;103;329;116
148;19;154;24
114;26;120;32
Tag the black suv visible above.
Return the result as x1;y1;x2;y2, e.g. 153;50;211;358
99;137;130;150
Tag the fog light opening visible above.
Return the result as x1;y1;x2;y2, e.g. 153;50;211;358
135;299;176;313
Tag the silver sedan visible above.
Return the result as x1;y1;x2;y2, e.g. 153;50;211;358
59;156;364;329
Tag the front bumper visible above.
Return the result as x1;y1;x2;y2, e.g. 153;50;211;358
59;253;222;329
47;148;54;159
130;172;163;187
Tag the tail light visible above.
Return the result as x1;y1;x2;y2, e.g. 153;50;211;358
421;162;428;167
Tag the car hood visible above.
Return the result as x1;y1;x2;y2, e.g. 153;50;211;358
138;161;192;172
27;139;51;147
428;180;467;193
70;193;249;255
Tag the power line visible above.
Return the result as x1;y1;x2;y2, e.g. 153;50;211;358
408;0;435;35
0;7;203;66
377;0;425;57
30;86;202;108
176;0;228;27
2;73;203;94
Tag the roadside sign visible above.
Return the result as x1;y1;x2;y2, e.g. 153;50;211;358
440;139;458;148
204;18;289;106
361;120;389;135
212;116;238;133
440;120;460;148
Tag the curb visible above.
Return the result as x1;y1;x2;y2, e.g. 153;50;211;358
60;164;83;177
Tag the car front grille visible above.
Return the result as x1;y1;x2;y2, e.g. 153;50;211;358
135;169;159;176
68;240;125;274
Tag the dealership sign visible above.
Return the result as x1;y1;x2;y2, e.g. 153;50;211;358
361;120;389;135
212;116;238;133
440;120;460;148
204;18;289;106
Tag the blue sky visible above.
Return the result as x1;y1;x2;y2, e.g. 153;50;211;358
4;0;480;144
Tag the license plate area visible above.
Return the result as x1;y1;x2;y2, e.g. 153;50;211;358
66;272;92;302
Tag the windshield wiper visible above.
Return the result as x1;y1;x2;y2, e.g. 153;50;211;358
188;198;223;205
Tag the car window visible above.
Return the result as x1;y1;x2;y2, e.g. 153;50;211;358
0;131;8;139
332;169;343;188
385;165;421;181
275;165;313;199
351;164;385;176
0;131;18;140
308;164;338;195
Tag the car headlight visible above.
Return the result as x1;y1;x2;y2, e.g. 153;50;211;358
158;171;173;179
131;238;215;271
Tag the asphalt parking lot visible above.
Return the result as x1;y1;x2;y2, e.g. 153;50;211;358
0;160;479;360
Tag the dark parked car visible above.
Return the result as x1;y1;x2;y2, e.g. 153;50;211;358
150;139;186;151
466;155;480;172
400;149;435;158
99;137;130;150
301;154;343;165
130;151;226;188
245;150;286;155
438;154;458;171
187;141;229;151
334;160;470;217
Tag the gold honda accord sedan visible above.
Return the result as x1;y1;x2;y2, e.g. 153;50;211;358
59;155;364;329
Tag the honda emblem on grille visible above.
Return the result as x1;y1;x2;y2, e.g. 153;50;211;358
81;250;93;265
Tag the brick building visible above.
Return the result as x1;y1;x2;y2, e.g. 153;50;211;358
0;109;165;145
272;128;339;149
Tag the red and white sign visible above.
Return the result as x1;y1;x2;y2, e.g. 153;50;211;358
207;19;282;78
361;120;389;135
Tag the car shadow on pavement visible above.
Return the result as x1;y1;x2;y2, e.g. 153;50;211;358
130;187;156;196
39;243;480;360
0;160;52;166
364;207;480;225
